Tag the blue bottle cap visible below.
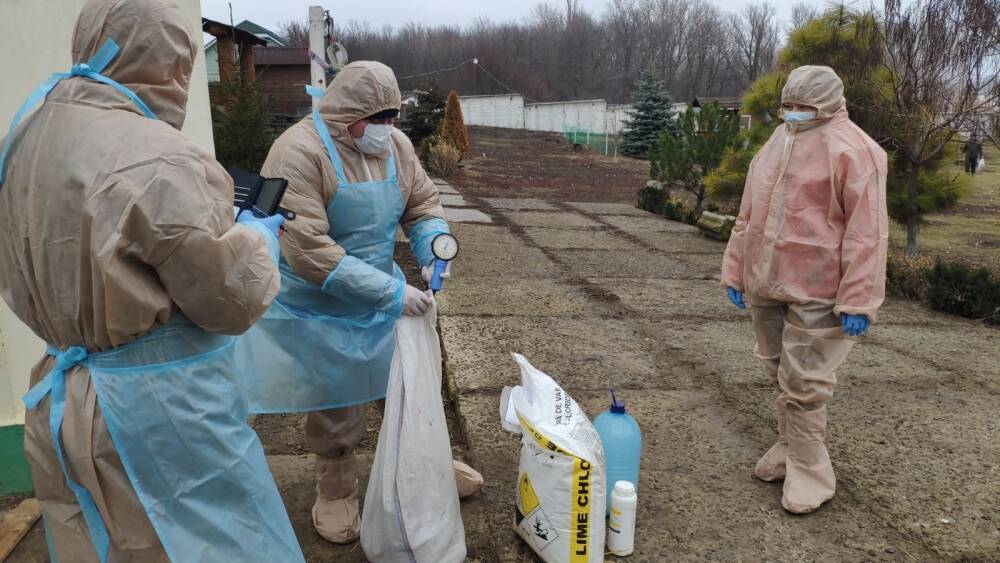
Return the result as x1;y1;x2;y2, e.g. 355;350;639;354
610;389;626;414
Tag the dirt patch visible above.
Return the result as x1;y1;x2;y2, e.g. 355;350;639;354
452;127;649;204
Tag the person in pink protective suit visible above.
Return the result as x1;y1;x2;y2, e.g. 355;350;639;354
721;65;888;514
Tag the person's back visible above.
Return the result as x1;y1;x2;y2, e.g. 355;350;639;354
0;0;303;560
0;0;277;349
0;82;262;349
963;138;983;174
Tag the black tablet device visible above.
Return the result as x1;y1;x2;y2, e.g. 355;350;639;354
228;166;296;220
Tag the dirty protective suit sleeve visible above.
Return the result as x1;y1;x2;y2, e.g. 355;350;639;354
721;158;757;291
395;131;449;267
834;148;888;322
263;133;349;286
126;156;280;335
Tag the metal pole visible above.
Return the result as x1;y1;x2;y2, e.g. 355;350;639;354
309;6;326;109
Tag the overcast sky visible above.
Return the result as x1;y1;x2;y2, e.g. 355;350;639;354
201;0;807;41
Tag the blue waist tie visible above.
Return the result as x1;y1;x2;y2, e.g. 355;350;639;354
23;346;111;562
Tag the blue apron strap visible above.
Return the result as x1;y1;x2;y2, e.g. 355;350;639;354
74;70;155;119
306;85;349;186
0;38;155;186
23;346;111;562
86;39;119;72
386;143;397;183
69;39;155;119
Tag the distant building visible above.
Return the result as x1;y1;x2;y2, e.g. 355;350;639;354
253;46;311;123
202;19;313;125
690;97;752;129
204;19;285;83
690;97;742;113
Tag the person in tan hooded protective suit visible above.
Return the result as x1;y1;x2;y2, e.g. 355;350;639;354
236;61;482;544
721;66;888;514
0;0;304;560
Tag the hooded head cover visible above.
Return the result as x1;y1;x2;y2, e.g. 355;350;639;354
780;65;846;121
318;61;402;147
71;0;197;130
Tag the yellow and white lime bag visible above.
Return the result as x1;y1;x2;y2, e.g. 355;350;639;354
500;354;606;563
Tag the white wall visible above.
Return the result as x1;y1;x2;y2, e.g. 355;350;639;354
460;94;526;129
606;105;633;135
459;94;637;135
205;43;220;83
0;0;214;425
524;99;607;133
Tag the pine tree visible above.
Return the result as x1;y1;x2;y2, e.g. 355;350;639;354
437;90;469;158
211;78;275;172
651;102;740;213
403;84;447;147
620;69;676;158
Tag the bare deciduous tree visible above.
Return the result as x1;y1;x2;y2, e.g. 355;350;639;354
789;2;822;31
277;20;309;47
727;2;780;84
331;0;777;104
874;0;1000;254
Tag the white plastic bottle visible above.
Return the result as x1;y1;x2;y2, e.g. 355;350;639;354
607;480;637;556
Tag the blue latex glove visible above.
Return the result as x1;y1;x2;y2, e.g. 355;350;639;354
840;313;870;337
726;287;747;309
237;210;285;238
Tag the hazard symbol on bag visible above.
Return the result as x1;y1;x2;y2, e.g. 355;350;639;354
523;507;557;551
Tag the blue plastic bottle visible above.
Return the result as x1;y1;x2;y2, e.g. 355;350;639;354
592;390;642;514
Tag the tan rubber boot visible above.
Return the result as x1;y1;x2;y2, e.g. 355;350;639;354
754;404;787;482
312;453;361;544
782;405;836;514
453;459;484;498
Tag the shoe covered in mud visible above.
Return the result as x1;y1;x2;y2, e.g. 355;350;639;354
782;404;836;514
754;407;787;482
453;459;484;498
312;453;361;543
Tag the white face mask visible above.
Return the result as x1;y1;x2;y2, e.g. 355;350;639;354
353;123;393;155
782;110;816;123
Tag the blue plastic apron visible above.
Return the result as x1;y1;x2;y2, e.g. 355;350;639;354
236;87;408;413
24;316;304;563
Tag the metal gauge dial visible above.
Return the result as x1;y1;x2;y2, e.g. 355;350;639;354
431;233;459;261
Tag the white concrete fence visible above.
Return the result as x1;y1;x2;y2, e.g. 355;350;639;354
459;94;635;135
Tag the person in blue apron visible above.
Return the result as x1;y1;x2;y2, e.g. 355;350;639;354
0;0;304;560
237;61;483;544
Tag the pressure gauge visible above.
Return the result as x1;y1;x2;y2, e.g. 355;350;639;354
431;233;460;261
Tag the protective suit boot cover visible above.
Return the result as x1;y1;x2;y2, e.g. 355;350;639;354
782;405;836;514
312;453;361;544
453;459;484;498
754;406;787;482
